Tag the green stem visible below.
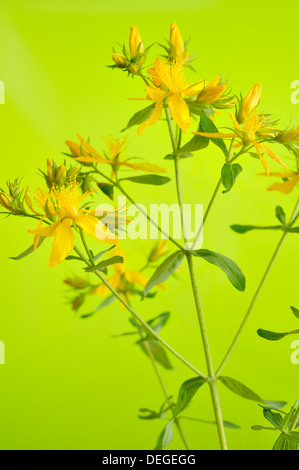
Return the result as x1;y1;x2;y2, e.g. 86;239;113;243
73;243;207;380
187;253;228;450
165;108;228;450
91;167;184;251
289;405;299;432
216;196;299;376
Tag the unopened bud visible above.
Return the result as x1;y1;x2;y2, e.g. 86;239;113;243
112;53;127;68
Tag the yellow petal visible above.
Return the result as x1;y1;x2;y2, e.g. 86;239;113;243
126;161;169;173
267;176;299;194
168;94;191;133
76;214;117;244
24;187;42;216
253;142;269;176
259;144;287;169
126;271;148;287
138;99;164;135
49;218;75;267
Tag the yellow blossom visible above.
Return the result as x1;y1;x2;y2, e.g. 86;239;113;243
263;171;299;194
237;83;262;123
112;53;127;68
148;240;168;262
129;26;144;58
29;183;117;268
196;110;286;175
68;134;168;175
170;23;187;61
196;76;227;105
136;58;207;134
0;192;14;212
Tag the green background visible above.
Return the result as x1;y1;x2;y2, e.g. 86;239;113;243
0;0;298;450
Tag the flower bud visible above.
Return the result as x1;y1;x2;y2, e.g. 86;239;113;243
64;278;89;289
149;240;168;262
55;165;67;186
47;159;54;183
112;53;127;68
129;26;144;58
237;84;261;123
0;192;13;211
170;23;185;60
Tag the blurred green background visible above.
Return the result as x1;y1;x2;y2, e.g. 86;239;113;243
0;0;298;450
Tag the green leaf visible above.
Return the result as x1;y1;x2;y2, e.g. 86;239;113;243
173;377;207;418
122;105;154;131
80;295;115;319
263;409;284;429
162;420;174;448
275;206;286;225
85;255;124;272
144;251;185;297
138;408;162;420
191;249;246;292
273;433;298;450
252;425;277;431
9;237;45;260
221;163;243;192
65;255;82;261
231;224;283;234
164;152;194;160
140;340;173;370
286;432;299;444
219;377;286;409
257;329;299;341
291;306;299;319
199;110;228;158
97;183;114;200
119;175;171;186
146;312;170;335
154;420;175;450
93;246;115;263
177;120;209;154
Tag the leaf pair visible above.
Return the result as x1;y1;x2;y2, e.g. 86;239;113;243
258;306;299;341
252;403;299;450
144;248;246;297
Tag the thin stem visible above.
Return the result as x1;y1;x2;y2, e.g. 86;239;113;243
216;196;299;376
289;405;299;432
187;253;228;450
164;108;227;450
91;166;184;251
73;243;207;380
127;293;190;450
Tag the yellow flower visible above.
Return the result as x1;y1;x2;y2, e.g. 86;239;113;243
69;134;168;175
170;23;187;61
237;83;262;123
129;26;144;58
275;127;299;152
136;58;205;134
263;171;299;194
94;248;148;304
196;76;227;105
112;53;127;68
0;192;14;212
196;110;286;175
148;240;168;262
29;183;117;268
